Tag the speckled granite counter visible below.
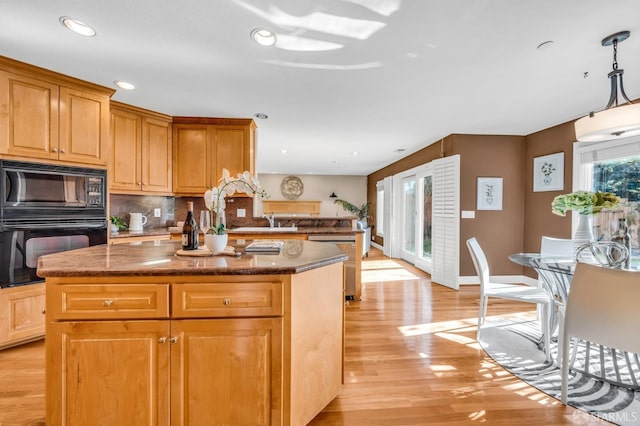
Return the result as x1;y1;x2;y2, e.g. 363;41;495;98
42;237;347;425
37;239;348;277
227;226;364;236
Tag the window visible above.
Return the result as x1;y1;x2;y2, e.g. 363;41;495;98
575;137;640;263
376;180;384;237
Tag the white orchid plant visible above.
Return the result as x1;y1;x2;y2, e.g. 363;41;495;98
204;169;268;235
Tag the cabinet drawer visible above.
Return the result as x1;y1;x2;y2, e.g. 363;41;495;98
49;284;170;320
172;282;283;318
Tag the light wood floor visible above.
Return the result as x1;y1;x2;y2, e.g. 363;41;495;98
0;248;587;425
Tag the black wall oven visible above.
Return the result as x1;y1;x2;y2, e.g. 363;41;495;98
0;160;107;288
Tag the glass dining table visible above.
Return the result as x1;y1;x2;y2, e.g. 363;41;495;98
509;252;640;390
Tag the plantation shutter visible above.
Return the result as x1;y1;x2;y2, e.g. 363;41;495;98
431;155;460;289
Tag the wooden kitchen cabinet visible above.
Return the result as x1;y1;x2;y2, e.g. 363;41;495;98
262;200;322;216
0;56;113;166
172;117;256;195
110;101;172;194
0;283;45;349
46;276;286;425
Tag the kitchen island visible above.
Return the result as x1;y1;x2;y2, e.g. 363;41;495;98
37;239;347;426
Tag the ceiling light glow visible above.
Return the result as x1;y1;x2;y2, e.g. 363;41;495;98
251;28;276;46
59;16;96;37
114;81;136;90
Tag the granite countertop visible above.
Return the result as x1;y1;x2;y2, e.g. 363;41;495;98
226;227;364;235
37;239;348;278
109;229;171;239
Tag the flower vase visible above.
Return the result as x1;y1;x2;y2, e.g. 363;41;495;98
205;233;228;253
573;214;594;252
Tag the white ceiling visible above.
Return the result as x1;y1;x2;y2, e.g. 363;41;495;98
2;0;640;176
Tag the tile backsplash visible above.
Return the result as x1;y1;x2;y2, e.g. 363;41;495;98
110;194;354;231
109;194;175;230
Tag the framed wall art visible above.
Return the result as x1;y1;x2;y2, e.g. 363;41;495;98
477;177;503;210
533;152;564;192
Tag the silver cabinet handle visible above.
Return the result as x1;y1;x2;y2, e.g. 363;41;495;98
60;149;65;153
223;298;231;306
103;299;113;307
158;337;167;344
52;148;58;153
169;337;178;344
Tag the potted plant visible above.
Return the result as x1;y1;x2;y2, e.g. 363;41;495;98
203;168;268;252
333;199;371;229
109;216;127;234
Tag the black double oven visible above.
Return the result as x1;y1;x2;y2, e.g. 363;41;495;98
0;160;107;288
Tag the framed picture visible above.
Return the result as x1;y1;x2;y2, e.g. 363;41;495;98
477;177;503;210
533;152;564;192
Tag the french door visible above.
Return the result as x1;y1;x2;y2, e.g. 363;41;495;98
396;165;433;274
388;156;459;288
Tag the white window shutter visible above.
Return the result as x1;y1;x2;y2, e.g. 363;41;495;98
431;155;460;289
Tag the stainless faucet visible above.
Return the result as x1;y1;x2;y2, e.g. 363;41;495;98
262;213;275;228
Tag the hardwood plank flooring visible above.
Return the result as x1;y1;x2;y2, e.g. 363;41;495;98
0;248;590;425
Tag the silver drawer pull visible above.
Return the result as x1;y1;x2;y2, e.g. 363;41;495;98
223;298;231;306
103;299;113;307
158;337;167;344
169;337;178;344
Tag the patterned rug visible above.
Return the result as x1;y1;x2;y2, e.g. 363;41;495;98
478;317;640;425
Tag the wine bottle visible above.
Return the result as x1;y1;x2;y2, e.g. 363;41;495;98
182;201;199;250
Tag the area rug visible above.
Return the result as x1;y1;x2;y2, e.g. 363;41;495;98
478;317;640;425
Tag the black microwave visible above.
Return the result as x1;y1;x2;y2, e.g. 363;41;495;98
0;160;107;225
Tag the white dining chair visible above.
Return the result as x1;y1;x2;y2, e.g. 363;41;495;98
561;262;640;403
538;236;574;327
540;236;574;257
466;237;552;361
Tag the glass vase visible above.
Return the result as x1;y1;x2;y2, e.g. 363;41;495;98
573;214;594;252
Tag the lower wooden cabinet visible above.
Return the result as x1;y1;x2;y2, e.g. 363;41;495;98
47;318;281;426
45;267;342;425
0;283;45;349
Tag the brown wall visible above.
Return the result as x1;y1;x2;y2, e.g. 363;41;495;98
367;121;579;278
368;134;527;276
524;122;576;250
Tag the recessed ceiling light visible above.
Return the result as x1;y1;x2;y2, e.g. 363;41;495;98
281;149;288;154
254;112;269;119
114;81;136;90
59;16;96;37
251;28;276;46
394;148;406;153
352;151;359;155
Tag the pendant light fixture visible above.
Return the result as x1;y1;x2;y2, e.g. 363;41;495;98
574;31;640;142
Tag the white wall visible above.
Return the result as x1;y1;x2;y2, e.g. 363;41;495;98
255;174;367;217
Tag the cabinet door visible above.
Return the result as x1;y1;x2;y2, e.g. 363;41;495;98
0;283;45;348
142;116;172;193
110;107;142;191
173;125;211;194
58;86;109;166
212;125;249;184
0;71;59;160
170;318;282;426
46;320;170;426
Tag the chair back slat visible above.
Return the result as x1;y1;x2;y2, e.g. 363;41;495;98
540;236;574;257
466;237;489;291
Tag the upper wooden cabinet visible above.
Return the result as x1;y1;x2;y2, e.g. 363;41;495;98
110;102;172;194
172;117;255;196
0;56;113;167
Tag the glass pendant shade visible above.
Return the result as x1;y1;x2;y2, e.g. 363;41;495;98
575;103;640;142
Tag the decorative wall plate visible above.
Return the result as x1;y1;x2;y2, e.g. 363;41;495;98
280;175;304;200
